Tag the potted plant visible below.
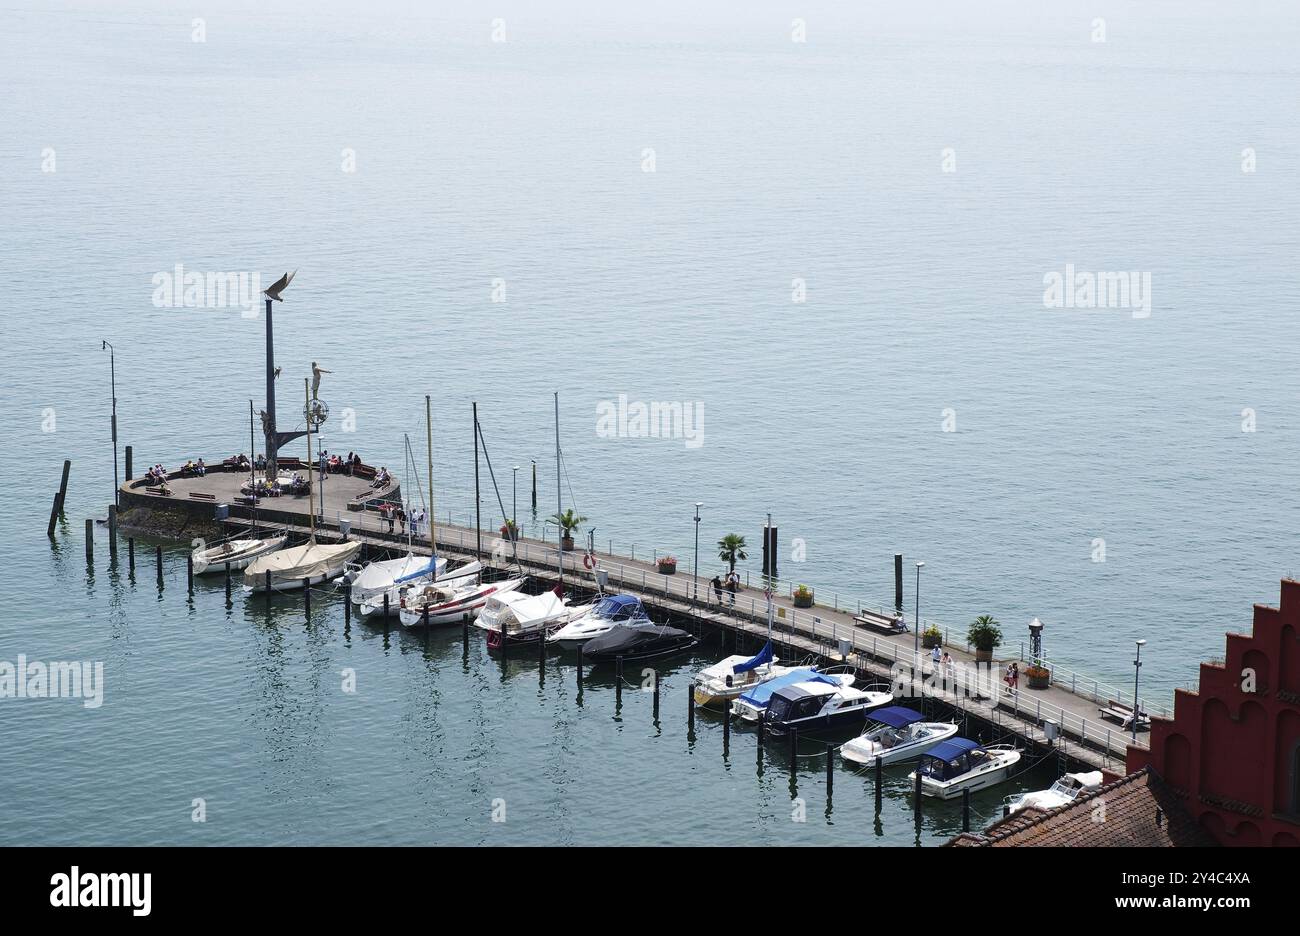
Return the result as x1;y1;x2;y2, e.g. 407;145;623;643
550;509;587;552
1024;661;1051;689
967;614;1003;663
499;519;519;542
657;555;677;575
793;584;814;608
921;625;943;649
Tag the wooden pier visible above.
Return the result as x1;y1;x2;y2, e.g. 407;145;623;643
214;493;1151;775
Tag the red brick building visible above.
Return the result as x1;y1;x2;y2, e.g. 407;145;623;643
1126;579;1300;846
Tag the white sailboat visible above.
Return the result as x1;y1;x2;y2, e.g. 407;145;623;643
347;553;447;602
193;535;287;574
356;560;482;619
692;642;795;708
398;576;526;628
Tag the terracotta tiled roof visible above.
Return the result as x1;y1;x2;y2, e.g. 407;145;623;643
947;766;1217;847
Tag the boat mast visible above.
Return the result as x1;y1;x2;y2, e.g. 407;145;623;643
426;395;437;569
305;377;315;540
555;391;562;596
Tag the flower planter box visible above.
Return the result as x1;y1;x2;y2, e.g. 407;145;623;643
793;591;814;608
974;648;994;664
561;536;574;552
922;632;942;649
1026;669;1051;689
657;561;677;575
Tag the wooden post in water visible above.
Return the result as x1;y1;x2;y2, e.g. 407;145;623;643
962;788;971;832
652;669;660;720
723;698;730;746
576;643;584;688
383;592;389;618
124;445;133;483
186;552;194;592
304;578;311;615
48;459;71;536
84;518;93;561
344;582;351;625
265;570;272;604
615;656;623;706
225;562;232;604
155;545;163;585
874;755;883;813
687;682;694;734
107;504;118;553
894;554;904;611
913;765;923;826
128;537;135;573
789;728;797;778
825;746;833;796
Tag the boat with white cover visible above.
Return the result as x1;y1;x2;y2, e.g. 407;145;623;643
1004;770;1103;814
910;738;1021;799
546;594;650;649
242;539;362;592
730;667;852;723
346;553;447;600
192;535;287;574
839;706;959;766
475;588;595;649
398;576;525;628
692;642;794;708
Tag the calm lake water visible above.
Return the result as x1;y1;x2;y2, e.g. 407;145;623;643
2;1;1297;844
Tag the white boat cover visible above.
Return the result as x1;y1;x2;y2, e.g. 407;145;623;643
484;591;565;630
351;554;446;593
246;541;360;579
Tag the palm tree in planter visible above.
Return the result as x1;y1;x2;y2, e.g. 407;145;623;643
921;625;943;649
717;534;747;574
550;509;587;552
967;615;1003;663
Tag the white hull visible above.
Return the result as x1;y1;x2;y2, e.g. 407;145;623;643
358;567;481;619
242;540;362;593
840;722;959;767
193;536;287;574
914;747;1021;800
398;578;525;628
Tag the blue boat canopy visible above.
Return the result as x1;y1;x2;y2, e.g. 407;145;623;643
923;737;981;762
733;641;773;674
393;558;442;584
867;706;925;729
737;667;819;706
596;594;643;618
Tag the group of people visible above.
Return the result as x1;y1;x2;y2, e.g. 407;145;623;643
371;466;392;489
316;451;362;476
223;454;253;471
928;644;957;680
377;502;408;534
709;570;743;607
179;458;207;477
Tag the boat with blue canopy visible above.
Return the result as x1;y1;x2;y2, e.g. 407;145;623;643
547;594;650;649
839;705;959;766
730;666;833;722
910;737;1020;799
692;642;801;707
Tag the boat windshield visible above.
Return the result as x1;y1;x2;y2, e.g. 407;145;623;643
594;596;643;621
767;695;794;721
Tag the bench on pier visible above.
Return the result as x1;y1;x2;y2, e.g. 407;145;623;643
855;612;908;635
145;486;172;497
187;492;217;501
1098;700;1150;731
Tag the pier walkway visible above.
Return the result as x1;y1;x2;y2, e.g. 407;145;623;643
215;496;1155;774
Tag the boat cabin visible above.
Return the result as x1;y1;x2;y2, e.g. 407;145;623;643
917;738;992;781
591;594;646;622
865;705;925;747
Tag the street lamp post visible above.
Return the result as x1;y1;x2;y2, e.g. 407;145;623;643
914;561;925;659
693;502;703;605
1132;639;1146;740
102;341;119;507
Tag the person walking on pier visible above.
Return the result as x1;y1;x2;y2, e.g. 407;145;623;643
711;574;723;605
725;571;738;608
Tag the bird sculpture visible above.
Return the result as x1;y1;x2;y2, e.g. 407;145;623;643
264;270;296;301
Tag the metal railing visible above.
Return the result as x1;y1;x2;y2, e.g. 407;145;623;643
227;507;1151;761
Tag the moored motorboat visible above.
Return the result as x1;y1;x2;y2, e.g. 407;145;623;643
1004;770;1103;814
397;576;525;628
581;620;698;663
692;642;793;707
242;539;362;592
839;706;959;766
546;594;649;649
476;588;594;649
730;666;838;722
192;535;287;574
761;679;895;737
910;738;1021;800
